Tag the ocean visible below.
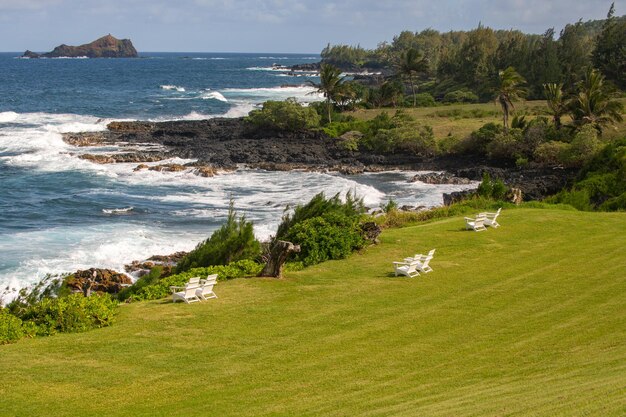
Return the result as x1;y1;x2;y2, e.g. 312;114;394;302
0;52;477;298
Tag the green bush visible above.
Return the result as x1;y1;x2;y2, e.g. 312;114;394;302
246;98;321;132
413;93;436;107
19;294;118;337
283;212;365;266
565;125;601;167
442;90;479;103
0;309;24;345
546;137;626;211
477;173;508;200
274;192;367;267
461;122;503;154
534;141;570;166
486;129;523;160
127;260;262;302
437;134;462;155
176;201;261;273
275;192;365;241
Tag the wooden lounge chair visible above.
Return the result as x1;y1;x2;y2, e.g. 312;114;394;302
480;208;502;228
465;215;487;231
416;254;434;274
404;249;436;263
196;274;218;301
170;282;200;304
393;260;421;278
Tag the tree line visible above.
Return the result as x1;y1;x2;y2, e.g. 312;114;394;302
320;4;625;101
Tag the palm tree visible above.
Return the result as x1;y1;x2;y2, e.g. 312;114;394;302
570;68;624;134
308;63;345;123
494;66;527;131
396;48;429;107
543;83;568;129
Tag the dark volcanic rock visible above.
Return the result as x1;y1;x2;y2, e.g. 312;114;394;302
65;117;575;201
66;268;132;294
23;34;138;58
410;172;472;185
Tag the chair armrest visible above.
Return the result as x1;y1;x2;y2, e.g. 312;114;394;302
464;217;474;221
393;261;409;266
170;286;185;291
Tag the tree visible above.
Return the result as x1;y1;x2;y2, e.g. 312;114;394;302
558;21;594;89
494;67;527;130
543;83;568;129
570;68;624;134
592;3;626;89
308;63;345;123
395;48;429;107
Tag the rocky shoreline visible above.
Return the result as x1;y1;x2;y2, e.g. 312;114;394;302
64;117;577;200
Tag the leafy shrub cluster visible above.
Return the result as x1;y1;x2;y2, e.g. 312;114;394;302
176;201;261;273
442;89;479;104
324;111;436;156
246;98;321;132
547;137;626;211
124;260;262;302
1;293;118;344
275;192;367;267
477;173;509;200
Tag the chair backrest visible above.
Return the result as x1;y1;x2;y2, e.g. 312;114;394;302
421;255;433;268
493;208;502;220
475;216;485;227
184;284;198;298
188;277;200;285
204;274;218;282
200;280;216;295
427;249;436;257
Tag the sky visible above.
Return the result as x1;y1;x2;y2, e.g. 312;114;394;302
0;0;620;53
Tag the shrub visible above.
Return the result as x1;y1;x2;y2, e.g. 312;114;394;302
246;98;321;132
366;123;436;155
117;266;163;301
534;141;570;166
19;294;118;336
565;125;601;167
477;173;508;200
283;212;365;266
413;93;436;107
442;90;479;103
275;192;365;241
274;192;367;267
176;201;261;273
0;309;24;345
460;122;503;154
486;129;523;160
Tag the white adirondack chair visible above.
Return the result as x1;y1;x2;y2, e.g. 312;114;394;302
416;255;434;274
480;208;502;228
393;260;421;278
465;215;487;231
404;249;436;263
196;274;218;301
170;282;200;304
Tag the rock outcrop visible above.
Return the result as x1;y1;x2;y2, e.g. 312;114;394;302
65;268;132;295
23;34;138;58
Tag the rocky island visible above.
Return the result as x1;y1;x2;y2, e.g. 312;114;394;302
22;34;138;58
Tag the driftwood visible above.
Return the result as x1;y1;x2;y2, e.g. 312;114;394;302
258;240;300;278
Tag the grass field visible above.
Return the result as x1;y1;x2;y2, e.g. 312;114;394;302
1;208;625;416
348;99;626;142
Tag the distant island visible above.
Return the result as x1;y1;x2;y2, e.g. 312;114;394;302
22;34;138;58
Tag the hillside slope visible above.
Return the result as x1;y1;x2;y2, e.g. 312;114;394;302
1;208;625;416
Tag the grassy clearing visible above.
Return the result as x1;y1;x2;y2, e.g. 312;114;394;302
348;99;626;141
1;208;625;416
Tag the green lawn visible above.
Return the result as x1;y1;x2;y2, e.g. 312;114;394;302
1;208;626;416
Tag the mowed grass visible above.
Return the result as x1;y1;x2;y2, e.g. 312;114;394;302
348;99;626;141
1;208;626;416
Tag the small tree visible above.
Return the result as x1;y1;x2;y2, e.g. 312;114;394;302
543;83;568;129
308;63;346;123
395;48;429;107
494;66;527;131
569;68;624;134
